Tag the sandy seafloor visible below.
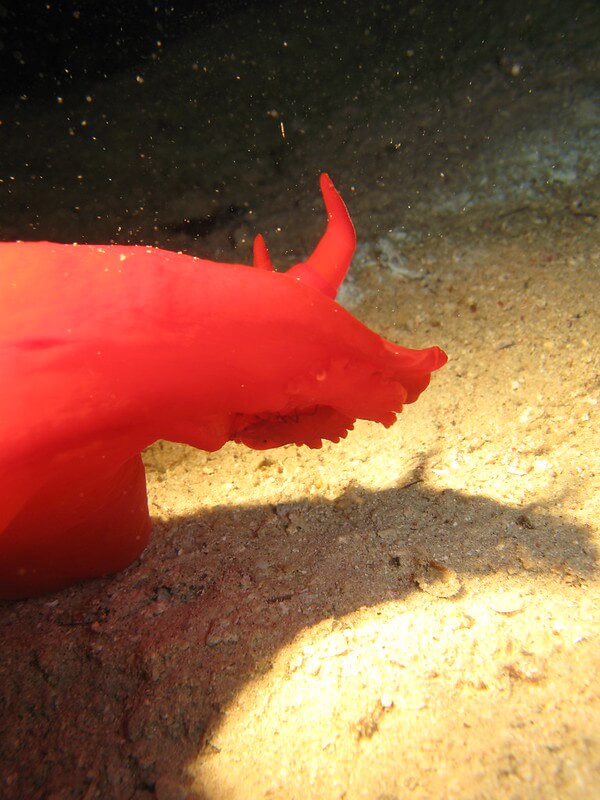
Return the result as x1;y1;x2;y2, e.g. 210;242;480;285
1;1;599;798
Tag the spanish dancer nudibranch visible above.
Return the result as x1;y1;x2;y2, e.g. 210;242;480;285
0;174;447;599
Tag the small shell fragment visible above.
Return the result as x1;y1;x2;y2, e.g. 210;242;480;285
416;560;462;598
488;592;525;615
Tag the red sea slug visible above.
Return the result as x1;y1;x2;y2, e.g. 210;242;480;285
0;174;447;599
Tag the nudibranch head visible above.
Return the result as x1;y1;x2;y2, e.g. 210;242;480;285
237;172;446;449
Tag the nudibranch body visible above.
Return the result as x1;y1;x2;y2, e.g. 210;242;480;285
0;174;447;599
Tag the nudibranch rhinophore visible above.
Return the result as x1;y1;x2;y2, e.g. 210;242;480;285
0;174;447;599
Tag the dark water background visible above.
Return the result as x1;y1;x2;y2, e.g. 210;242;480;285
0;0;598;259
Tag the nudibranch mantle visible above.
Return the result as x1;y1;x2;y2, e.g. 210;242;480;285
0;174;447;599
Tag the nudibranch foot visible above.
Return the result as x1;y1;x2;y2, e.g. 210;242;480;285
0;456;150;599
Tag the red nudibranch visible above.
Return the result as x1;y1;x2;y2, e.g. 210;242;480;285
0;174;447;599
